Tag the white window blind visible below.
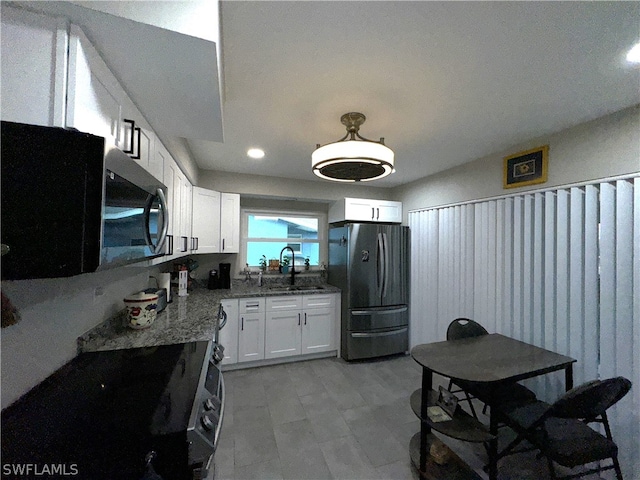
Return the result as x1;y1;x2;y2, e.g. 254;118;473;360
408;176;640;479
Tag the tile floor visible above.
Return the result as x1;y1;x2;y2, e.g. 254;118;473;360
214;354;604;480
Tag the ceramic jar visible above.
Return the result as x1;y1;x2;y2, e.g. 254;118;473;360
124;291;158;329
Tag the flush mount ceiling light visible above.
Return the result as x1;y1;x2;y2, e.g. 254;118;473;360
247;148;265;159
312;112;394;182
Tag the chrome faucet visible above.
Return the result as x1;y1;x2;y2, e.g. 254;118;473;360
279;246;299;285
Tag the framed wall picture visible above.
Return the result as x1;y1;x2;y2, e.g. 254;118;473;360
503;145;549;189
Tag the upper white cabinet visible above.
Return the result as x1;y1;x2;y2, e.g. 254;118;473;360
180;172;193;255
190;189;239;254
192;187;221;253
160;145;180;259
118;97;161;181
220;193;240;253
329;198;402;224
66;25;122;147
0;5;67;127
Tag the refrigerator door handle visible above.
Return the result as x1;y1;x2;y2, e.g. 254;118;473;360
352;306;408;315
351;327;408;338
377;233;384;298
382;232;389;298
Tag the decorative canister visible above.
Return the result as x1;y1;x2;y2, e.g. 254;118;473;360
124;291;159;329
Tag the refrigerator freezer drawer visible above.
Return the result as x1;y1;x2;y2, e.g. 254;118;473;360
345;327;408;360
349;305;408;331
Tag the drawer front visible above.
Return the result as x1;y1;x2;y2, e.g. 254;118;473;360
345;327;408;361
303;294;335;309
266;296;303;311
239;297;265;314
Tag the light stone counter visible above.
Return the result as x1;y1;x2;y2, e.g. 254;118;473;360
78;282;340;353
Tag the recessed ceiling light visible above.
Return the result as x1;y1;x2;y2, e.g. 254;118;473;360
626;42;640;64
247;148;265;159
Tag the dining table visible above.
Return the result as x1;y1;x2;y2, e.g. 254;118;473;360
410;333;577;480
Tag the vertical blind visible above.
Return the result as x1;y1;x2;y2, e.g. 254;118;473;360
408;176;639;478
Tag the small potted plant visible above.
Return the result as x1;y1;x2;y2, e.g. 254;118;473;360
304;256;310;271
281;256;290;274
259;255;267;272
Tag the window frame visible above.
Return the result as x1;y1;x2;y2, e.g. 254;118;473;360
240;208;328;270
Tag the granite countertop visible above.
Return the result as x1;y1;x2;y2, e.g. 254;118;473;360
78;281;340;353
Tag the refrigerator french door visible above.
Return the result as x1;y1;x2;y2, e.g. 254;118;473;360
329;223;409;360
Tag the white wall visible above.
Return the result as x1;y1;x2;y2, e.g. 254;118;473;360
0;264;163;409
394;105;640;219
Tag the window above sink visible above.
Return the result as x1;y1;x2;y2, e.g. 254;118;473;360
241;209;328;270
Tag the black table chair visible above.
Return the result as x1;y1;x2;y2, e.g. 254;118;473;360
446;318;537;418
496;376;632;480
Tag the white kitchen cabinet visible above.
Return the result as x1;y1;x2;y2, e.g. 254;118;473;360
238;298;265;362
191;187;221;253
118;98;161;181
66;25;122;147
302;306;335;354
265;296;304;359
0;5;67;127
160;146;180;259
264;294;336;360
68;25;161;182
177;171;192;255
219;299;239;365
220;193;240;253
329;197;402;224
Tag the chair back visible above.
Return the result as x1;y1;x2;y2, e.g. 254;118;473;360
446;318;488;341
550;377;632;421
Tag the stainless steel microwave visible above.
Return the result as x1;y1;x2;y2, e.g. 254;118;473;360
1;121;169;280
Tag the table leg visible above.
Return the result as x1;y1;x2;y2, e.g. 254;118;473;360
420;368;433;472
488;389;498;480
565;364;573;391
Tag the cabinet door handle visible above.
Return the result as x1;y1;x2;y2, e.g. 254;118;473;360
304;313;307;325
222;238;225;251
195;237;199;250
298;313;301;326
241;317;244;331
371;207;375;220
180;236;188;252
376;207;380;220
123;119;135;154
166;234;174;255
131;127;141;159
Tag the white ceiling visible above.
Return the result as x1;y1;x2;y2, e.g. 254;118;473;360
189;1;640;188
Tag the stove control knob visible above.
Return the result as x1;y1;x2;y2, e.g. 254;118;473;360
212;344;225;363
201;413;218;431
204;397;220;412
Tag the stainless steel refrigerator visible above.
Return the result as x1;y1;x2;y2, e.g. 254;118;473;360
328;223;409;361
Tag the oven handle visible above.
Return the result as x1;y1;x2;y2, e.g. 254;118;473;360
213;372;225;451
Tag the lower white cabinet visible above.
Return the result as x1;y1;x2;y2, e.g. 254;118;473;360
223;293;337;366
265;294;336;360
219;299;238;365
238;298;265;363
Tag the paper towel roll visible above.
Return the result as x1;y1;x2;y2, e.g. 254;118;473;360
159;272;172;302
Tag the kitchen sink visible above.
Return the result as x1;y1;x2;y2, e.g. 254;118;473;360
267;285;326;292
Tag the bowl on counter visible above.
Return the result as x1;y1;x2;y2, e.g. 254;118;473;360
124;291;159;329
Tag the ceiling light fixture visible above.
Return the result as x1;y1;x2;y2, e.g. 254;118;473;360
626;42;640;64
312;112;394;182
247;148;265;159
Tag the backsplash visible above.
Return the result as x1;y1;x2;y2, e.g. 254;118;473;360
0;264;161;409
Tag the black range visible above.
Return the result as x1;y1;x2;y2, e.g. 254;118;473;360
1;340;224;479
